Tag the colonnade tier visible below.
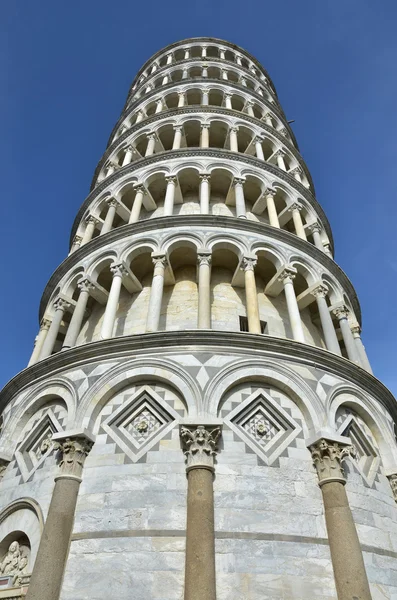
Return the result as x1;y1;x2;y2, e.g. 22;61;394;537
106;78;298;156
127;37;278;100
76;150;329;250
93;107;309;190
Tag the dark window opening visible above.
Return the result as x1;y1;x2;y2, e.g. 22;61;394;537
239;316;267;334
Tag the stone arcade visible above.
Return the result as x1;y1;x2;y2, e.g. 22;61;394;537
0;37;396;599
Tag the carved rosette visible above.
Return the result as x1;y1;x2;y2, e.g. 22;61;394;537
180;425;222;472
387;474;397;502
54;437;94;481
309;438;356;486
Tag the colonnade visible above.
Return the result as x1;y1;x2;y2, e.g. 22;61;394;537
29;254;371;373
23;425;375;600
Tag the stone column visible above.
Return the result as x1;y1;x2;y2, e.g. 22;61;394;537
80;216;98;246
199;174;211;214
155;99;163;114
200;124;210;148
312;285;341;355
254;136;264;160
197;252;212;329
26;432;94;600
172;126;183;150
178;92;185;107
229;127;239;151
242;257;261;334
122;145;134;166
180;424;222;600
225;94;232;109
264;113;273;127
221;69;228;80
236;55;242;66
28;318;51;366
145;133;156;156
265;188;280;228
164;176;177;216
234;178;246;218
146;254;167;332
202;89;209;106
106;162;116;177
220;49;226;59
275;149;286;170
62;279;94;349
184;48;190;59
202;65;208;78
40;298;70;359
70;235;82;254
332;306;361;365
351;324;373;373
288;202;307;240
166;53;173;64
309;437;372;600
290;166;303;182
136;110;144;123
182;68;188;80
240;77;247;87
100;264;127;339
279;268;305;343
100;198;118;235
162;75;169;85
246;101;255;116
307;222;325;251
129;184;146;224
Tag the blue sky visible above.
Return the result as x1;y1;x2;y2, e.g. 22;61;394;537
1;1;396;395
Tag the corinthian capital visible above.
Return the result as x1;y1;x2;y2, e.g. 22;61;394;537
309;438;356;486
53;432;95;481
387;474;397;502
241;256;257;272
180;425;222;472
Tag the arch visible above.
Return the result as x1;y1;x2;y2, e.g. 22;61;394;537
162;233;202;254
0;498;44;571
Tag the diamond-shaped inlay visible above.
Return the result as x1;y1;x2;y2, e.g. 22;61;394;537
224;389;302;465
15;409;63;482
337;414;380;486
101;386;180;462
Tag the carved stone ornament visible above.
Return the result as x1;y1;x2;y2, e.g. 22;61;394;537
241;257;257;272
180;425;221;472
197;253;212;267
0;541;29;587
309;438;356;486
387;473;397;502
54;437;93;481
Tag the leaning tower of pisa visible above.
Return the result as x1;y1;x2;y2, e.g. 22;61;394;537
0;36;396;600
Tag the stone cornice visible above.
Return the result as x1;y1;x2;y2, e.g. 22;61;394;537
0;332;394;421
110;78;295;151
94;106;308;193
47;216;354;322
73;149;327;245
129;37;278;97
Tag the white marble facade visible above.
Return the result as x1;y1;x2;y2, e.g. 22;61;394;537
1;37;396;600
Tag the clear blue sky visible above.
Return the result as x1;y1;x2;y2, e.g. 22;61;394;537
1;1;396;395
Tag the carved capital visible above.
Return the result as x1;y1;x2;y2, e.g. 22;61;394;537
312;284;329;299
53;298;71;312
233;177;245;187
0;457;10;479
332;304;350;320
350;322;361;336
200;123;210;130
180;425;221;472
106;197;118;208
152;254;168;269
309;438;356;485
230;126;239;133
173;125;183;133
197;252;212;267
77;278;95;295
199;173;211;184
274;149;285;158
290;166;302;175
40;318;51;330
110;263;128;279
307;221;321;234
279;128;288;137
264;187;277;198
72;234;83;246
165;175;177;185
278;267;297;284
242;256;257;272
288;202;303;212
133;183;146;194
147;132;157;141
254;135;264;144
53;436;94;481
85;215;99;226
387;474;397;502
124;144;134;153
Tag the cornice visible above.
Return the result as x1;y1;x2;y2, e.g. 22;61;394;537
45;216;356;323
129;37;278;97
0;332;394;421
73;149;328;245
112;78;295;150
93;107;307;192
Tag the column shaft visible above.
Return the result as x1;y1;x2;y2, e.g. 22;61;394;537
225;95;232;109
172;127;183;150
28;320;51;366
282;275;305;343
81;218;97;246
197;255;211;329
146;135;156;156
337;313;361;364
199;176;210;214
229;128;238;151
266;193;280;228
62;284;91;349
234;180;246;218
100;201;117;235
315;292;341;355
255;139;264;160
100;267;125;339
129;187;145;223
200;126;209;148
243;259;261;334
164;178;177;216
39;302;68;359
290;205;307;240
146;256;166;332
352;329;373;373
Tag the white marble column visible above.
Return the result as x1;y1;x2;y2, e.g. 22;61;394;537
200;124;210;148
81;216;98;246
136;110;144;123
289;202;307;240
182;68;188;80
332;305;361;365
100;264;127;340
246;101;255;117
146;254;167;332
254;136;264;160
236;55;242;66
202;65;208;78
106;162;116;177
40;298;71;359
229;127;239;152
28;319;51;366
290;166;303;183
70;235;82;254
220;49;226;60
197;252;212;329
265;188;280;228
202;89;209;106
307;222;325;251
240;77;247;87
184;48;190;59
199;174;211;214
62;279;94;349
264;113;273;127
164;176;177;216
162;75;169;85
351;324;373;373
100;199;118;236
242;257;261;334
129;185;146;224
145;133;156;156
166;53;173;65
312;285;341;355
234;178;246;218
221;69;228;80
172;126;183;150
224;94;232;109
178;92;185;107
275;150;286;170
155;99;163;114
122;145;134;166
279;268;305;343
